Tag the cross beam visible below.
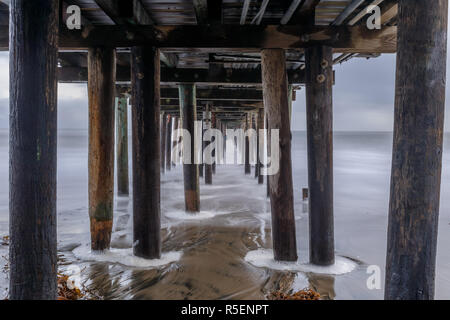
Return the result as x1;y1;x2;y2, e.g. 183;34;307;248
58;66;306;84
0;25;397;53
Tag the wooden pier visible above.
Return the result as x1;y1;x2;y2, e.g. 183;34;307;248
2;0;448;300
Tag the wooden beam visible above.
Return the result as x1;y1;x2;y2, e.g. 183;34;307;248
57;66;306;84
332;0;366;26
240;0;251;25
290;0;320;26
88;47;116;252
0;24;397;53
385;0;447;301
280;0;303;25
9;0;59;300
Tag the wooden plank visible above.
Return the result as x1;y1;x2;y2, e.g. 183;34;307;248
305;45;334;266
9;0;59;300
88;47;116;252
0;24;397;53
261;49;297;262
58;66;306;84
131;46;161;259
385;0;448;301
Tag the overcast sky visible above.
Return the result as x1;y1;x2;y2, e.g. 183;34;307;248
0;39;449;131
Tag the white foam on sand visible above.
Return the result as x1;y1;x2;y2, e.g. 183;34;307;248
72;244;182;268
164;209;232;221
245;249;358;275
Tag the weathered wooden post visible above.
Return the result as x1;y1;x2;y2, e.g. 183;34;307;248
131;46;161;259
258;109;264;184
166;115;173;171
261;49;297;261
305;45;334;266
244;113;251;174
179;84;200;212
204;105;213;185
385;0;448;300
199;119;204;177
265;115;270;197
9;0;59;300
88;47;116;252
160;112;167;174
212;111;217;175
116;95;129;196
172;116;179;168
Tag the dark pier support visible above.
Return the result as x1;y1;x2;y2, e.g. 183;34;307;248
161;113;167;174
266;115;270;197
166;115;173;171
305;45;334;266
116;95;129;196
253;113;258;178
212;111;217;175
261;49;297;262
385;0;448;300
179;84;200;212
204;106;213;185
244;114;251;175
9;0;59;300
257;109;264;184
172;116;179;168
88;47;116;251
131;46;161;259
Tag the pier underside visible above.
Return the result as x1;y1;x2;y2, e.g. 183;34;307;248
3;0;449;301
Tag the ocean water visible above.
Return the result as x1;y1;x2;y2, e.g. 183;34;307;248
1;129;450;300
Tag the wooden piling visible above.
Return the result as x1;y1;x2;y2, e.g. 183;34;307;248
179;84;200;212
204;106;213;185
244;114;251;175
261;49;297;262
9;0;59;300
212;112;217;175
258;109;264;184
305;45;335;266
385;0;448;300
88;47;116;252
161;112;167;174
166;115;173;171
265;115;270;197
253;113;258;178
172;116;179;168
116;95;129;196
131;46;161;259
